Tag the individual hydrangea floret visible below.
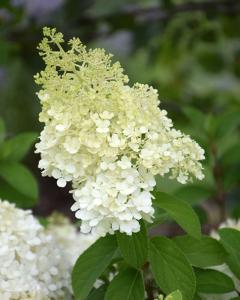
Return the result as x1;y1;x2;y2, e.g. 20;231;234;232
35;27;205;236
0;200;71;300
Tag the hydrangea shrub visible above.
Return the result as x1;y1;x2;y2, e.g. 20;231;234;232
32;27;240;300
1;27;240;300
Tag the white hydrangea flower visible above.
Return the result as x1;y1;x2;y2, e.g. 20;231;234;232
35;28;205;236
71;164;155;236
46;213;98;266
0;291;50;300
201;218;240;300
0;200;71;300
218;218;240;231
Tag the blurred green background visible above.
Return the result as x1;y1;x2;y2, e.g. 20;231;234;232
0;0;239;230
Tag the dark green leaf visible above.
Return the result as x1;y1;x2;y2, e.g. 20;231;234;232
182;106;206;130
215;110;240;139
0;162;38;201
173;235;227;268
117;221;148;269
193;206;208;225
195;268;235;293
174;185;211;205
0;178;37;208
153;192;201;239
0;142;11;161
204;114;217;137
219;228;240;279
220;143;240;166
4;132;38;161
72;235;118;300
149;206;169;228
149;236;196;300
104;268;145;300
193;294;202;300
223;165;240;190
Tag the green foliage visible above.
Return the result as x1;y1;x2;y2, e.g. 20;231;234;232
72;198;234;300
71;189;240;300
0;162;37;201
219;228;240;279
150;206;169;228
2;132;38;162
167;290;183;300
0;119;38;207
173;185;212;206
72;235;118;299
149;236;196;300
105;268;145;300
153;192;201;239
1;1;240;298
173;235;227;268
117;221;148;269
195;268;235;294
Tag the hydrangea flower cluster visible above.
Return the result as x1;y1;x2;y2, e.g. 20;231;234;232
46;213;98;266
35;27;204;236
0;200;71;300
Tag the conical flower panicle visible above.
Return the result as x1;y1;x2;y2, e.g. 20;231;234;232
35;28;205;236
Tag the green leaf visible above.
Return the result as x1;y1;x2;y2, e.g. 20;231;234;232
0;178;37;208
173;235;227;268
219;228;240;279
215;110;240;139
0;162;38;201
117;221;148;269
104;268;145;300
195;268;235;293
204;114;217;137
193;206;208;225
223;165;240;190
153;192;201;239
4;132;37;161
220;143;240;166
149;236;196;300
193;294;202;300
0;141;11;161
86;285;107;300
149;207;169;229
217;131;239;159
72;235;118;300
0;118;5;142
173;185;211;205
166;290;183;299
182;106;205;130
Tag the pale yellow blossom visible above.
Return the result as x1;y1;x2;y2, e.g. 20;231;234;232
35;28;204;236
